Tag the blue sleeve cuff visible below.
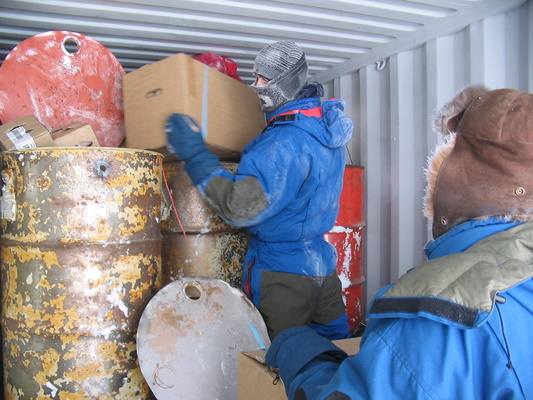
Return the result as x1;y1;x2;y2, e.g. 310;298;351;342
266;326;348;386
184;151;222;186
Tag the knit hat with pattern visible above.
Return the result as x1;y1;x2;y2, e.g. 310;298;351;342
252;41;308;113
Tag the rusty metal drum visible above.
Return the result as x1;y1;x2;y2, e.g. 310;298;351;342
161;160;248;288
324;165;366;331
0;148;163;399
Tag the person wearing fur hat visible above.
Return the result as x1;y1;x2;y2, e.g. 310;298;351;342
265;85;533;399
165;41;354;341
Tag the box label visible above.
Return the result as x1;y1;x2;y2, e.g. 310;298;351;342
6;126;37;149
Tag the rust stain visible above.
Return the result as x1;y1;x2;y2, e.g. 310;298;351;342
1;148;163;398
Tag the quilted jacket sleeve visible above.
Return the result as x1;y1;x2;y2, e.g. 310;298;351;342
266;326;348;400
267;322;434;400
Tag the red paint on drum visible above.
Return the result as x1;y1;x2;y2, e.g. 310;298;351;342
0;31;125;147
344;284;365;329
335;165;364;227
325;165;366;331
324;229;364;285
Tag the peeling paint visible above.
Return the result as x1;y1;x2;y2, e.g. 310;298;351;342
45;382;58;397
325;165;366;331
161;161;247;288
0;148;164;398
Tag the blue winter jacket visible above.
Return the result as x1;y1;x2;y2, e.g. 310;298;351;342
266;219;533;399
197;97;353;288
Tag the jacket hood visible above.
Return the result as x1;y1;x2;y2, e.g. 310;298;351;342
267;97;353;149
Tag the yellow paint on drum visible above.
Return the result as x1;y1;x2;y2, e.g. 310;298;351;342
0;148;163;399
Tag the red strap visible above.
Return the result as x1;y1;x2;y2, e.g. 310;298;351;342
268;106;322;124
244;260;254;297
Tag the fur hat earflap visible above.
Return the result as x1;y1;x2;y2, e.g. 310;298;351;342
423;132;456;220
424;85;490;220
425;85;533;238
431;84;490;136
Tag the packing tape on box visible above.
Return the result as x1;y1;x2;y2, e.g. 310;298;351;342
249;323;267;350
202;65;209;139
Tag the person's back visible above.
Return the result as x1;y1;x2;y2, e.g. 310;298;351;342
237;96;349;242
236;93;352;340
324;220;533;399
265;85;533;399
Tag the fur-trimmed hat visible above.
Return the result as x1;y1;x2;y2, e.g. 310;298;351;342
424;85;533;238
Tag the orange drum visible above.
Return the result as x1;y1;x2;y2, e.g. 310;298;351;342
324;165;366;331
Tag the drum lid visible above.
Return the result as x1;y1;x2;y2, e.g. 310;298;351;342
137;276;270;399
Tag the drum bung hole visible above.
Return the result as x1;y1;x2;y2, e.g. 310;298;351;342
184;281;204;301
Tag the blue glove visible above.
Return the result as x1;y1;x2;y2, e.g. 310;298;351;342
266;326;348;386
165;113;222;185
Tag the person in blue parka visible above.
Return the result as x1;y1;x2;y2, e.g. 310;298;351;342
165;41;354;341
265;85;533;399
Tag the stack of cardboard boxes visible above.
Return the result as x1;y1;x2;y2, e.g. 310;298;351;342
0;115;100;151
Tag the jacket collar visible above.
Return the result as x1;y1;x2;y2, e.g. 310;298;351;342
369;222;533;328
424;218;523;260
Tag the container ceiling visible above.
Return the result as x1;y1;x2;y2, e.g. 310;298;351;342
0;0;525;84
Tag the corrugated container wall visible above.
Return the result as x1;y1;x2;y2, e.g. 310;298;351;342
321;1;533;311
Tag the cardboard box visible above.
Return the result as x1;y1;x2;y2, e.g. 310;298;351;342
123;53;265;160
238;337;362;400
51;122;100;147
0;115;55;151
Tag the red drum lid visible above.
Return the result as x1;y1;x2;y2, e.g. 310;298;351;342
0;31;125;147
